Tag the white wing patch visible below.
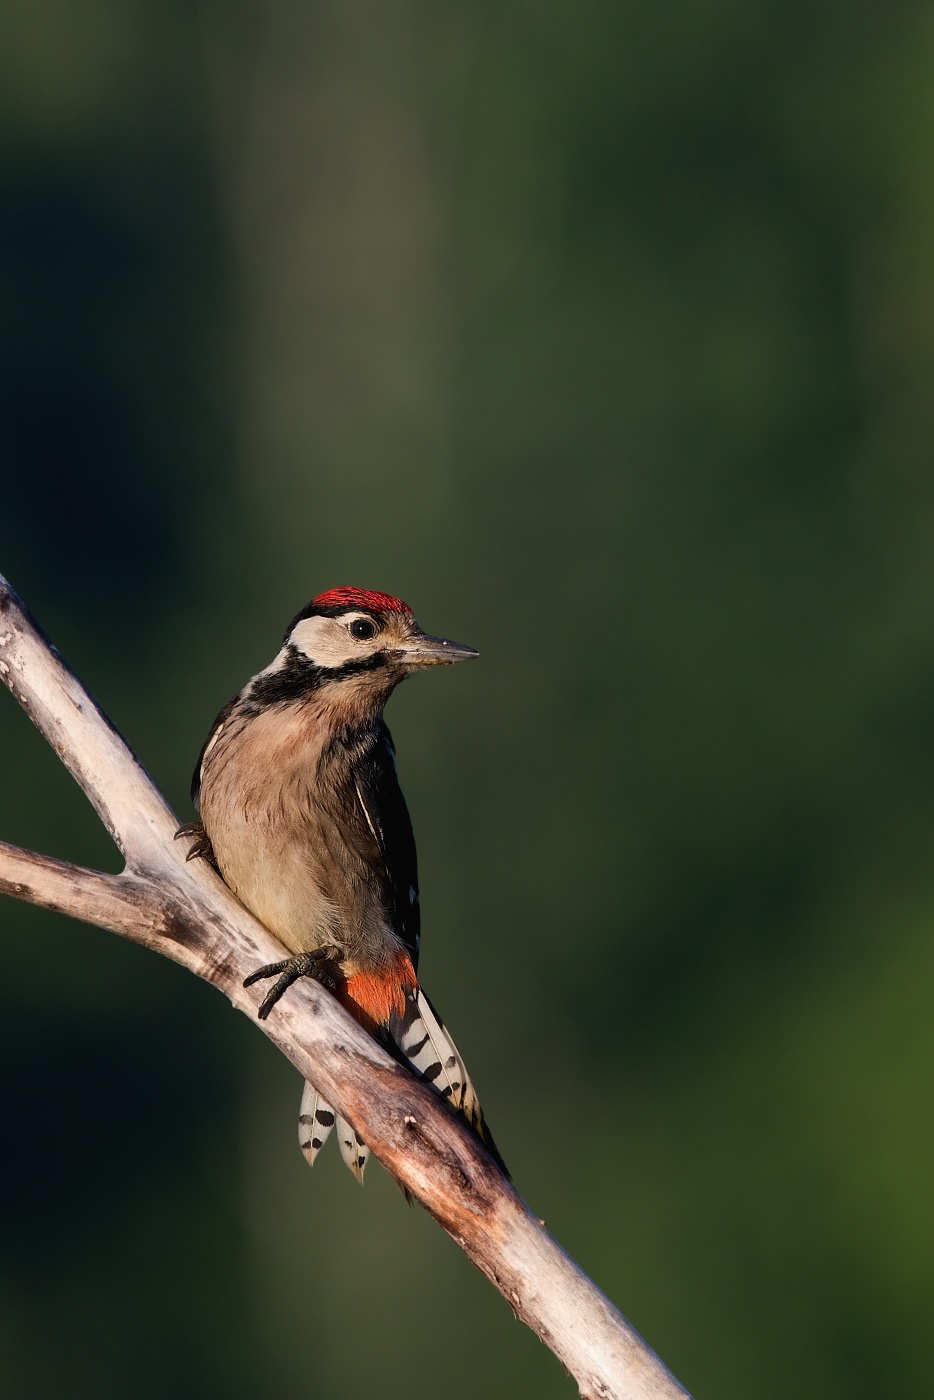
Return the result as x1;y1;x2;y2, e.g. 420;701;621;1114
198;721;226;785
354;777;382;847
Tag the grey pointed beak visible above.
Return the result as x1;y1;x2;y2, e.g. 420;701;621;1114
399;632;479;667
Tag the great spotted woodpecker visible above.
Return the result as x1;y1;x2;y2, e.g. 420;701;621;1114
179;587;505;1181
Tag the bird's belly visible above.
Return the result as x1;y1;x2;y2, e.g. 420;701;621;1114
209;817;340;956
198;709;401;971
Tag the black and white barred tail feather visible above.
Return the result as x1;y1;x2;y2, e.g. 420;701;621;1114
295;986;506;1182
389;986;509;1176
337;1116;370;1183
298;1081;336;1167
298;1082;371;1182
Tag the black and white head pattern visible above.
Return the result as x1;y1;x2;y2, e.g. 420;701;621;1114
244;590;418;708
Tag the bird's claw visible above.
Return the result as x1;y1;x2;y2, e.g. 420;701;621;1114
243;947;344;1020
174;821;218;870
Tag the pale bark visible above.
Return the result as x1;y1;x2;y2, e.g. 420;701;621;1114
0;576;691;1400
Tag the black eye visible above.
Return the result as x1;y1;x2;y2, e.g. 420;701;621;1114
350;617;376;641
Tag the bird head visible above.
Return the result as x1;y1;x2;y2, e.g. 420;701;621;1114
247;587;478;717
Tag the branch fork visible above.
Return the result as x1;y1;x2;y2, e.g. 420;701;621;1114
0;575;690;1400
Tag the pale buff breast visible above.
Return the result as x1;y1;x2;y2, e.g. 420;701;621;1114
198;704;342;955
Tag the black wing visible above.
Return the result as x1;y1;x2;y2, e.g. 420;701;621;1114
353;721;421;969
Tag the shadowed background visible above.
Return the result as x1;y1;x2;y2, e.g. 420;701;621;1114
2;2;934;1396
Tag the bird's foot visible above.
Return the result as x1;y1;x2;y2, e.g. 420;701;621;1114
174;821;218;870
243;946;344;1020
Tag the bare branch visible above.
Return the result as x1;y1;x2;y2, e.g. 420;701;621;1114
0;842;147;936
0;576;691;1400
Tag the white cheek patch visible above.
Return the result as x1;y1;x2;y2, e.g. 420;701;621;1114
289;614;376;669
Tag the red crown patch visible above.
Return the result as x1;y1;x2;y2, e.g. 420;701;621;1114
312;587;411;615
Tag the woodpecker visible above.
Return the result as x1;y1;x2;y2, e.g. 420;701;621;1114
180;586;505;1182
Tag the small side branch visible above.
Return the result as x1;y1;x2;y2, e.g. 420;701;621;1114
0;576;690;1400
0;843;152;938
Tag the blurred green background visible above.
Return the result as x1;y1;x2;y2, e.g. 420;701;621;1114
2;2;934;1396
